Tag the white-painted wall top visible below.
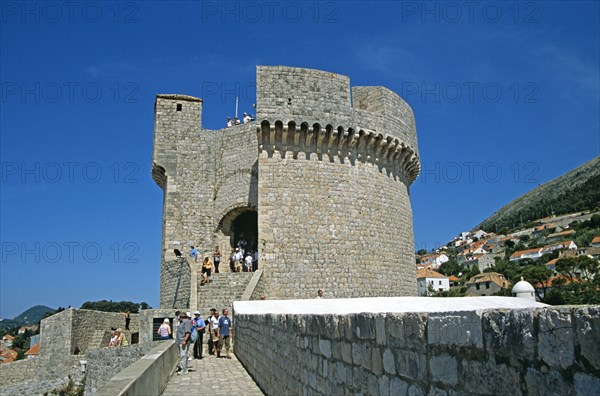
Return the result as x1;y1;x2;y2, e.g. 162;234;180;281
233;296;548;315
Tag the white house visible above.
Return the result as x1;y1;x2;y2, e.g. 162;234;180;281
418;253;449;269
540;240;578;255
510;248;544;262
417;268;450;296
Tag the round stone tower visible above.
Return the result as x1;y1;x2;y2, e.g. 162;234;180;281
152;66;421;307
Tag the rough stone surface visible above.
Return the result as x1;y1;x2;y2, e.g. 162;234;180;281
233;305;600;396
152;66;421;307
574;306;600;371
537;308;574;370
430;355;458;386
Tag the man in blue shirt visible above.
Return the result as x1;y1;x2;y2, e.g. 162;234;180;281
217;308;232;359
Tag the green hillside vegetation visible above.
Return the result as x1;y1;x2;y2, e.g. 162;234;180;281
478;157;600;233
0;305;55;330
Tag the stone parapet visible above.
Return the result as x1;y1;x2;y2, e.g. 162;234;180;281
234;298;599;395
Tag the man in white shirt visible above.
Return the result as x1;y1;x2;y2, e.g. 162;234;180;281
209;309;221;357
233;247;243;272
243;112;252;123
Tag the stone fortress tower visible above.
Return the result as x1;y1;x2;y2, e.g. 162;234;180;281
152;66;421;307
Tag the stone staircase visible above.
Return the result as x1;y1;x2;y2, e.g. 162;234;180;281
196;272;255;315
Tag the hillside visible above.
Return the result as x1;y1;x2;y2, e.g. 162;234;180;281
0;305;55;329
478;156;600;232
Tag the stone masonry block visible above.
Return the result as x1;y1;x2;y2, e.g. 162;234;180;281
460;358;522;395
430;355;458;386
395;350;427;382
427;311;483;348
483;308;535;361
537;308;574;370
386;313;427;351
573;306;600;371
524;368;572;396
574;372;600;396
383;348;396;375
353;314;376;340
319;339;332;358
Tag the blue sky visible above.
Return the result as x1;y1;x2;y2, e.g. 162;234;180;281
1;1;598;318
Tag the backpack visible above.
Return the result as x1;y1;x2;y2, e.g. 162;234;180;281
190;328;198;343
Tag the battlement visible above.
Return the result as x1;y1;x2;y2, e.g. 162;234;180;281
256;66;419;160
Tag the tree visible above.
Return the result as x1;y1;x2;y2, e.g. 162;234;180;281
80;300;151;313
547;256;600;305
521;265;553;302
438;258;463;277
417;249;427;256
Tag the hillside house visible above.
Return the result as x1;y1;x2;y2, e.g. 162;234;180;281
416;268;450;296
510;248;544;263
465;272;510;296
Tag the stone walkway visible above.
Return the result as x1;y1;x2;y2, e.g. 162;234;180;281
161;343;264;396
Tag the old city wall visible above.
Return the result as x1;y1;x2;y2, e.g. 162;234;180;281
255;66;420;298
235;305;600;395
0;309;142;395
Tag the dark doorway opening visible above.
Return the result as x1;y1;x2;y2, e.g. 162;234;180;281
232;211;258;252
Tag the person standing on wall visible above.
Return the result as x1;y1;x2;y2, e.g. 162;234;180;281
213;245;221;273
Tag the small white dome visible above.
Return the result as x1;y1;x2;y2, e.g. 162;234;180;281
512;277;535;294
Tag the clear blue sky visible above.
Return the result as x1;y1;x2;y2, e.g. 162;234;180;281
1;1;598;318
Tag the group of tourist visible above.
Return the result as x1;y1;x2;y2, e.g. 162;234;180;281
226;112;254;128
107;328;128;347
194;240;258;286
157;309;232;375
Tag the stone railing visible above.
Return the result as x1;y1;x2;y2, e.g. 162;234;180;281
233;297;599;395
94;340;178;396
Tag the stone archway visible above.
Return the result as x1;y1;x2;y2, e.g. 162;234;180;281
216;207;258;270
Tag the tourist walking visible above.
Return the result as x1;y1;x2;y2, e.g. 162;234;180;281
210;309;221;357
213;245;221;273
201;256;213;285
192;311;205;359
218;308;232;359
176;312;192;375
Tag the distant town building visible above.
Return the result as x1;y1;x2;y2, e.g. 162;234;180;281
510;248;544;263
457;253;496;272
465;272;510;296
416;268;450;296
418;254;449;270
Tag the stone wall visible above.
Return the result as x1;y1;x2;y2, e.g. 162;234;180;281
235;304;600;395
160;258;192;308
0;355;83;396
84;341;158;395
72;310;139;353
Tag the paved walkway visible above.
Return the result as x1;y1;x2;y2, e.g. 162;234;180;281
161;342;264;396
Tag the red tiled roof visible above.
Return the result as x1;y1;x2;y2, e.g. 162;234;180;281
25;342;39;355
592;236;600;244
416;268;448;279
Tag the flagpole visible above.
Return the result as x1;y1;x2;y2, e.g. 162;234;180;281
235;96;239;119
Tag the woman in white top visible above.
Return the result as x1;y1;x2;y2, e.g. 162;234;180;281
157;318;171;340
